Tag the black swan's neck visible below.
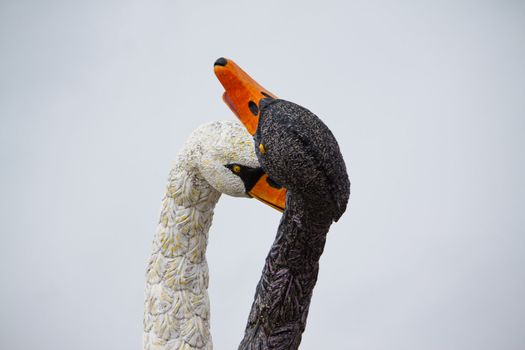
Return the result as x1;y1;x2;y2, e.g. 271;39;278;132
238;193;333;350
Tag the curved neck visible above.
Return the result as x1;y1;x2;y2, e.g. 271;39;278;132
238;192;333;350
144;162;220;350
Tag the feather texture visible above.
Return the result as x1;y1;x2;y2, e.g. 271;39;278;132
144;121;260;350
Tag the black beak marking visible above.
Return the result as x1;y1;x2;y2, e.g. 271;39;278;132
214;57;228;67
248;101;259;116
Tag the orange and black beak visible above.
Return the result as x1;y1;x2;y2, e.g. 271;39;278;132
214;57;276;135
225;164;286;212
216;58;286;212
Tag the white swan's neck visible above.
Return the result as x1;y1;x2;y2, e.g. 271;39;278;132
144;156;220;350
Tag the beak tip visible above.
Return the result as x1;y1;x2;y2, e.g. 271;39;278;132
214;57;228;67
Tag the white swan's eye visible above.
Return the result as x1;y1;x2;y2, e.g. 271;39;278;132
232;165;241;173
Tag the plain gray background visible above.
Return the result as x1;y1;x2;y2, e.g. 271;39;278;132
1;0;524;349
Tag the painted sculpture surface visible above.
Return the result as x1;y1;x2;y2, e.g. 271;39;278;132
215;58;351;350
143;121;285;350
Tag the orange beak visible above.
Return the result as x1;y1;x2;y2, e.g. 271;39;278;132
248;173;286;212
214;57;277;135
215;57;286;211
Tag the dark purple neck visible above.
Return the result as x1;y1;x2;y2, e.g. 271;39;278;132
238;193;333;350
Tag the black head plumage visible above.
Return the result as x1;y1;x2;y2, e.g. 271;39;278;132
254;99;350;222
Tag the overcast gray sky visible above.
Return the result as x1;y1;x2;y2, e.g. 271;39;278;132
1;0;525;349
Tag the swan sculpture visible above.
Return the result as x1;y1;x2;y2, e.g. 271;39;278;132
214;58;351;349
143;120;286;350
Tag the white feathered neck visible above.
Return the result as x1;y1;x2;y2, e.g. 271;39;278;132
144;121;258;350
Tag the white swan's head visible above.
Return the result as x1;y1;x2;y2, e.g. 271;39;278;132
192;120;258;197
179;121;285;210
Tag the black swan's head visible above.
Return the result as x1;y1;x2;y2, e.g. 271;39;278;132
254;98;350;222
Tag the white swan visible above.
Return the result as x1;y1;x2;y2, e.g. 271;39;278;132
143;120;285;350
